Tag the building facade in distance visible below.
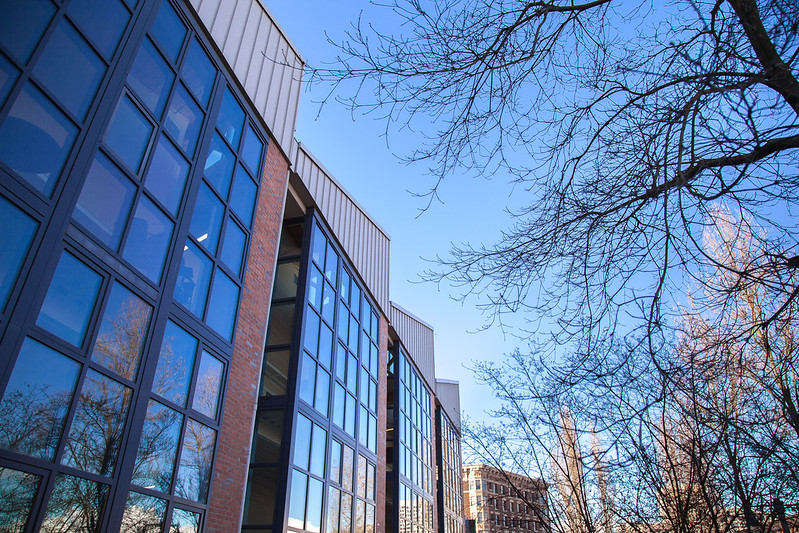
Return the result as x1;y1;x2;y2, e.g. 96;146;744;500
0;0;465;531
462;464;548;533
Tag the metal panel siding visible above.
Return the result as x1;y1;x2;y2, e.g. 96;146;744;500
293;145;391;314
187;0;302;152
390;303;436;387
436;380;462;432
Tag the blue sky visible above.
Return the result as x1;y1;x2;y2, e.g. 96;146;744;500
264;0;525;421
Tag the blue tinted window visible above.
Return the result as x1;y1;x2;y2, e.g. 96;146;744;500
33;19;105;120
216;88;244;149
230;165;256;227
300;353;316;407
68;0;129;59
240;123;263;174
220;218;246;277
0;338;80;460
122;196;174;283
73;153;136;249
0;196;37;310
144;135;189;215
105;95;153;175
174;419;216;502
36;251;102;346
174;240;212;316
204;133;235;197
132;400;183;492
182;38;215;108
192;351;224;418
122;492;166;531
42;474;109;530
206;269;239;340
0;53;19;108
314;367;330;416
0;84;78;196
171;508;201;532
165;84;202;155
189;183;224;254
0;0;56;64
151;0;186;63
288;471;308;529
0;468;40;530
127;38;174;118
153;320;197;407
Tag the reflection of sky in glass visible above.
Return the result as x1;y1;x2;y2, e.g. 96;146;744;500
0;195;37;311
191;350;223;419
41;473;109;531
287;470;307;529
121;491;166;531
153;320;197;407
0;337;79;460
122;196;173;284
91;282;152;380
61;369;131;476
171;508;201;533
0;466;40;530
174;419;216;503
206;268;239;340
306;477;323;533
173;240;212;317
132;400;182;493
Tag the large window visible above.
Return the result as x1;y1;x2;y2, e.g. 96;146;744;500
438;410;464;533
0;0;268;530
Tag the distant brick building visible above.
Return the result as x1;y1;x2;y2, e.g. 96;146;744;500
462;464;548;533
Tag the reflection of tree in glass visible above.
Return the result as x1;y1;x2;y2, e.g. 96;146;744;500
170;507;201;533
152;323;195;407
132;401;183;494
92;287;152;381
174;419;216;503
120;491;166;532
62;371;131;477
40;474;108;533
191;355;222;419
0;385;72;461
0;467;40;531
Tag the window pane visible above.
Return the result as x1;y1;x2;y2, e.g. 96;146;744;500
191;350;223;419
346;353;358;392
287;471;307;529
105;94;153;175
151;0;186;63
336;343;346;382
41;474;108;533
122;196;173;283
243;466;278;525
0;338;80;460
182;38;215;108
165;83;202;155
0;0;55;64
0;53;19;108
0;466;40;531
310;423;326;478
240;122;263;174
216;88;243;148
264;302;294;346
355;499;365;533
325;243;338;284
145;135;189;215
314;367;330;416
189;183;224;254
342;445;353;492
171;507;201;533
367;463;375;500
294;414;311;470
204;133;235;198
132;400;183;493
327;486;341;533
321;281;335;325
273;260;299;300
174;240;212;316
306;477;323;533
311;225;325;268
220;218;246;277
73;153;135;249
307;266;322;310
299;352;316;407
279;223;304;257
230;165;256;227
330;439;341;484
174;419;216;503
252;410;282;464
340;492;352;533
68;0;129;58
304;310;320;358
260;349;289;396
0;84;78;196
127;38;174;118
33;18;105;120
36;251;102;346
153;320;197;406
91;282;152;380
318;323;333;369
0;196;37;311
345;393;356;437
359;405;368;446
206;269;239;340
61;370;132;476
333;383;345;429
122;491;166;532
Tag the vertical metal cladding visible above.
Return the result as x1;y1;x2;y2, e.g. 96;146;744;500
389;303;437;387
435;379;462;432
292;143;392;315
188;0;303;152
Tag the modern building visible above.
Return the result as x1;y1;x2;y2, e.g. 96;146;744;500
0;0;464;532
462;464;547;533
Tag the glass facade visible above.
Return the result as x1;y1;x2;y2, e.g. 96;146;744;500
0;0;266;530
437;409;464;533
391;347;435;533
244;216;381;533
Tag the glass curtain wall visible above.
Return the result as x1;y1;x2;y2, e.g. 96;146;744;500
244;215;381;533
0;0;266;530
437;409;464;533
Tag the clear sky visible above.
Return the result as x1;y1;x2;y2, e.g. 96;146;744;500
264;0;525;421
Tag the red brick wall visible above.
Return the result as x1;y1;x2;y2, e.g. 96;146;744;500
205;138;289;531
